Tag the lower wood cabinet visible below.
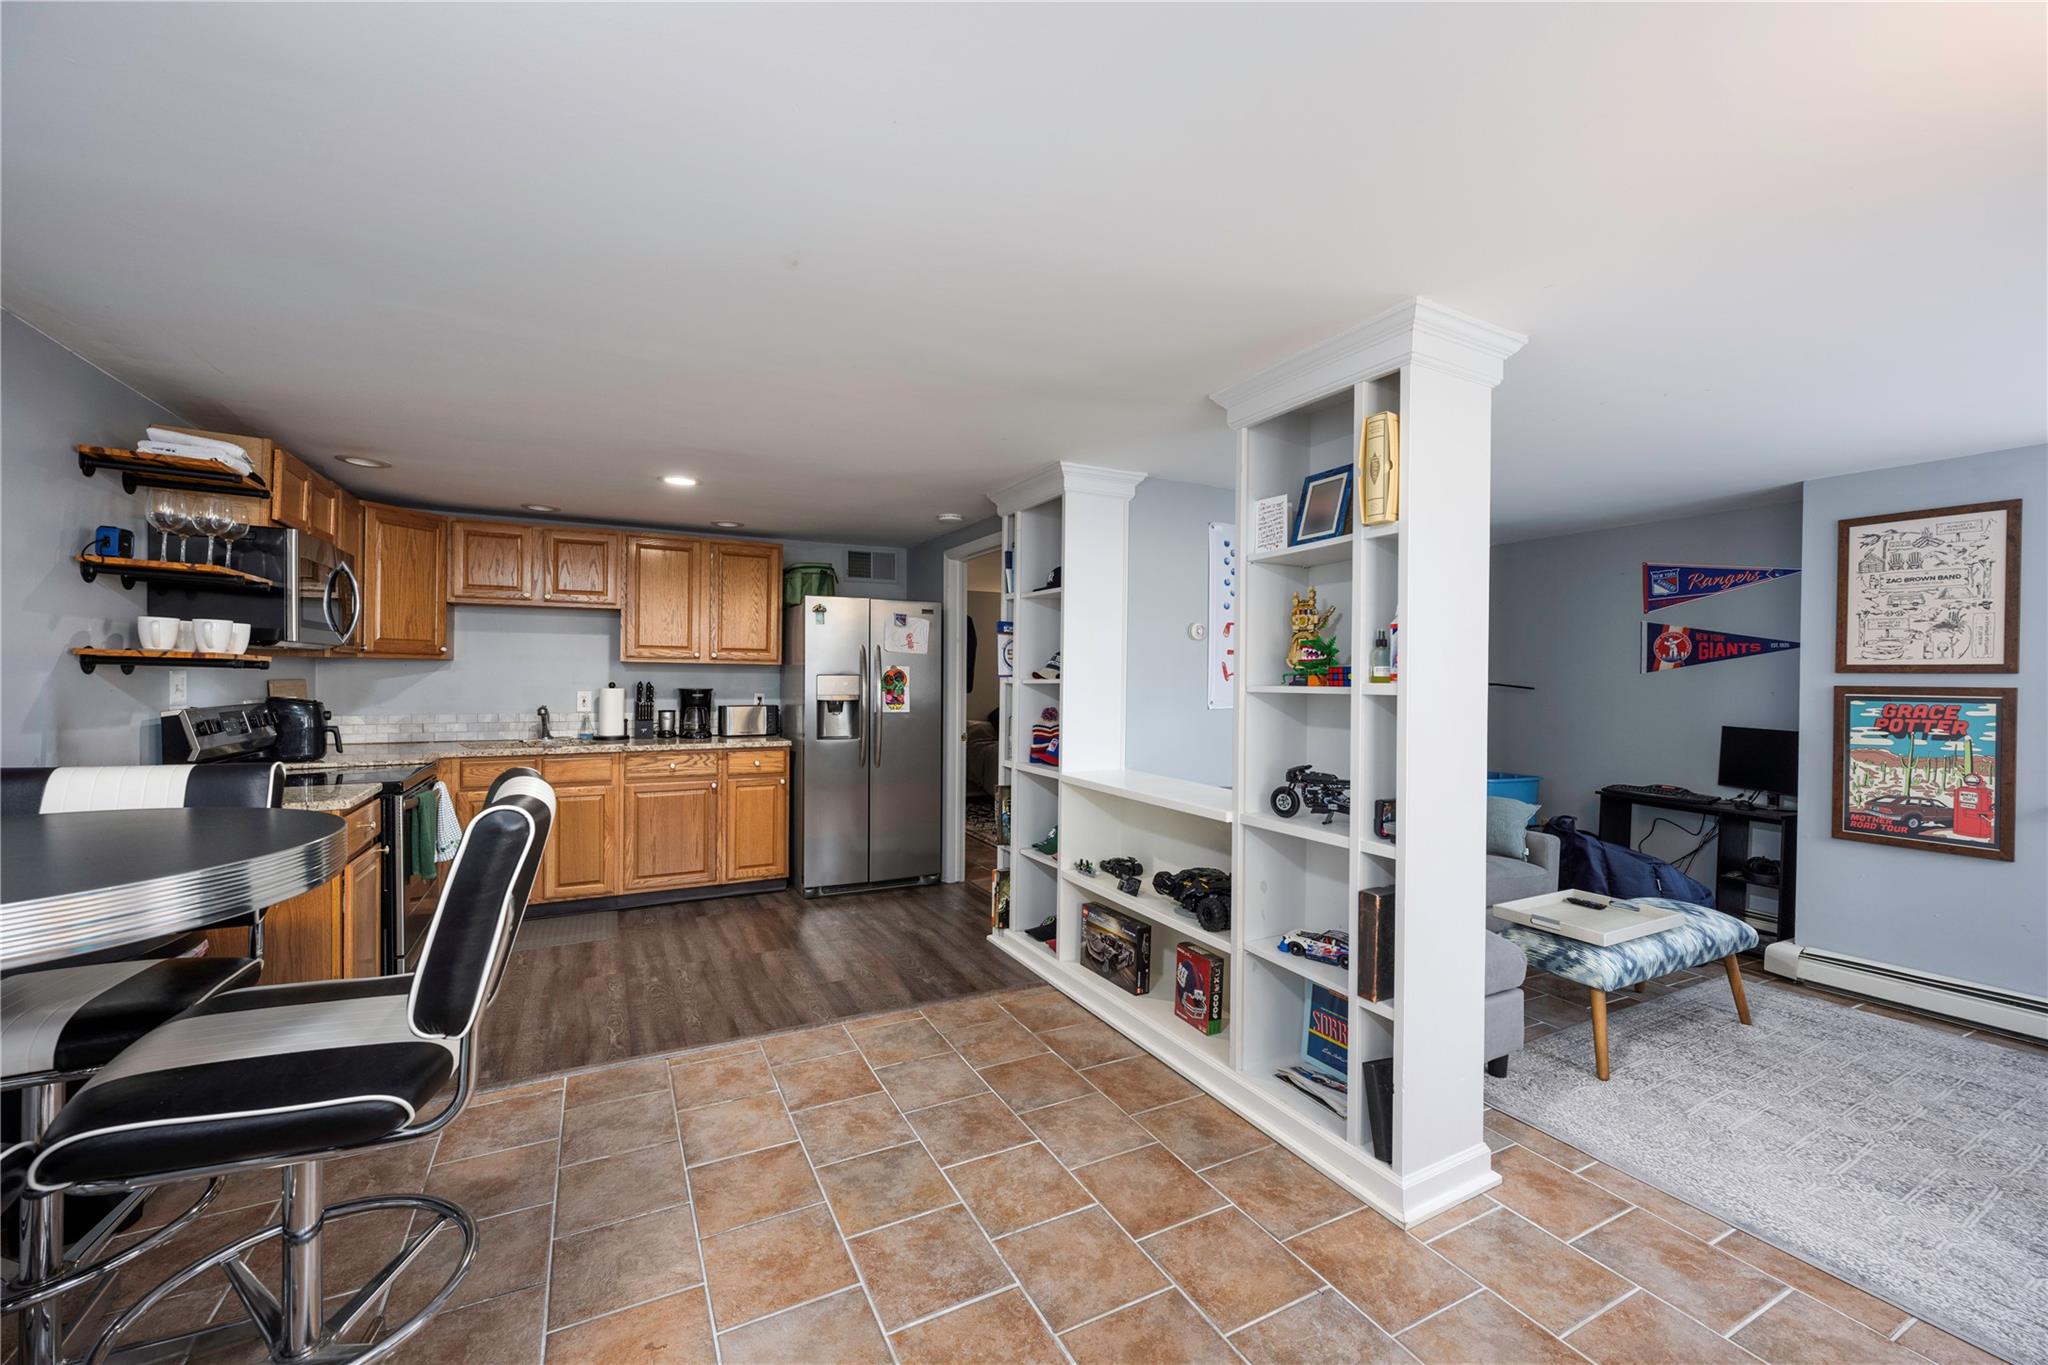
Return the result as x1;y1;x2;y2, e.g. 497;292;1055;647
232;798;386;986
340;845;384;980
456;749;788;904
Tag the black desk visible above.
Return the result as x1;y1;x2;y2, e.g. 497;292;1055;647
1596;789;1796;940
0;809;344;970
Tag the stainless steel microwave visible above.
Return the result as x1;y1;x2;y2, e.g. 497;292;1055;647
146;525;361;650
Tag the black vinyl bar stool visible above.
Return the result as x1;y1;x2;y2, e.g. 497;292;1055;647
2;764;280;1362
16;769;553;1365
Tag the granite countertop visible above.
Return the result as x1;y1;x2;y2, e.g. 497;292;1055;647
282;783;383;813
285;736;792;773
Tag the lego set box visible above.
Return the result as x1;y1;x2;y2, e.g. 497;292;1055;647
1081;901;1151;994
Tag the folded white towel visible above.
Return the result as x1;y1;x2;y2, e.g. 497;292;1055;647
143;427;255;475
434;781;462;863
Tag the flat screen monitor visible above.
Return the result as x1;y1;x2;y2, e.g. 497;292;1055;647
1719;726;1798;798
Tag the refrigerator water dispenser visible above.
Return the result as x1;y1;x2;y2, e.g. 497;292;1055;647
816;675;861;739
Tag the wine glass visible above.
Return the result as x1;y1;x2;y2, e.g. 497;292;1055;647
194;496;232;566
164;496;200;565
145;490;183;562
218;502;249;571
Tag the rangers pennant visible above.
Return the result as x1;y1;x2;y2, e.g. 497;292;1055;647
1644;621;1800;673
1643;562;1800;614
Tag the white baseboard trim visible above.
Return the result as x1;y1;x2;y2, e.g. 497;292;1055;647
1763;941;2048;1041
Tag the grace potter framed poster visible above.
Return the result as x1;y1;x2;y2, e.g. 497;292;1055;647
1836;500;2021;672
1833;685;2015;861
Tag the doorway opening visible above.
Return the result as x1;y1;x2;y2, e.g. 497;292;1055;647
961;546;1005;870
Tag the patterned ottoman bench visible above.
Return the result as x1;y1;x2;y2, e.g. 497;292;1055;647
1495;898;1760;1081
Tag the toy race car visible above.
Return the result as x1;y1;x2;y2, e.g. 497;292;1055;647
1280;928;1349;968
1152;867;1231;933
1100;856;1145;896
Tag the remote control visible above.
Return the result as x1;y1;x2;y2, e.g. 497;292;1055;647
1563;895;1605;910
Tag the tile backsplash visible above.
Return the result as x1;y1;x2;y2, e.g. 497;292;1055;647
330;712;539;745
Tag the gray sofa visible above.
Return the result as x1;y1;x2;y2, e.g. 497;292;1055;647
1483;830;1561;1077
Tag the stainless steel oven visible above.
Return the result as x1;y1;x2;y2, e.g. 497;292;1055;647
146;524;360;650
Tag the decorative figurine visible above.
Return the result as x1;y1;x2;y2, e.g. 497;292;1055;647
1032;826;1058;855
1280;928;1350;968
1153;867;1232;933
1286;589;1341;683
1271;763;1350;824
1100;856;1145;896
1072;858;1096;877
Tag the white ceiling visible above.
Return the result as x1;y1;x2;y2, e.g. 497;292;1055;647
4;5;2042;545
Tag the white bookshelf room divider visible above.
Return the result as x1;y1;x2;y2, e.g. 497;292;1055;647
986;300;1524;1224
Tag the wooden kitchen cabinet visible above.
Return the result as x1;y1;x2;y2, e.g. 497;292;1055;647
706;540;783;663
268;447;346;541
359;502;450;658
340;845;385;980
449;519;539;603
539;756;620;902
721;752;789;881
623;774;720;891
541;528;620;607
621;535;704;662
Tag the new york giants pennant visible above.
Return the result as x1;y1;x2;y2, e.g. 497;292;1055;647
1644;621;1799;673
1642;563;1800;614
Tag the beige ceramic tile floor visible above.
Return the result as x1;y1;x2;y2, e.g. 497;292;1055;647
67;975;2023;1365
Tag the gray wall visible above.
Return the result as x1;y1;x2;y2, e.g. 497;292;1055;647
1;313;318;764
1795;445;2046;997
1488;500;1804;866
1125;477;1236;788
905;515;1000;601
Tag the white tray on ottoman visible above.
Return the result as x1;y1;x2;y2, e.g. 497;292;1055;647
1491;889;1683;946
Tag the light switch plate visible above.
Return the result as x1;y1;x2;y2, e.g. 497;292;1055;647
576;690;594;711
167;670;188;705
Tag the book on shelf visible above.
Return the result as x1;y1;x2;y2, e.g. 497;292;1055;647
1361;410;1400;526
1357;886;1395;1002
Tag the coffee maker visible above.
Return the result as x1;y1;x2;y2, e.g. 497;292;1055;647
678;688;714;741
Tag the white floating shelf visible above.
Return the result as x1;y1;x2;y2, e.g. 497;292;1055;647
1358;996;1396;1023
1024;585;1064;599
1257;1066;1347;1138
1250;535;1353;567
1020;676;1063;687
1248;683;1352;697
1018;846;1058;871
1240;809;1350;847
1358;682;1398;697
1060;769;1235;823
1360;839;1400;862
1357;521;1401;540
1018;762;1061;782
1063;868;1232;956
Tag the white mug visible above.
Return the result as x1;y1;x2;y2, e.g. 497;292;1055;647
137;616;179;652
175;620;195;652
193;618;234;653
229;622;252;655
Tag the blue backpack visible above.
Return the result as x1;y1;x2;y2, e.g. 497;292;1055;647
1542;816;1715;905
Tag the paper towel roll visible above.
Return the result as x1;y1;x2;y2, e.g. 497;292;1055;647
595;685;627;738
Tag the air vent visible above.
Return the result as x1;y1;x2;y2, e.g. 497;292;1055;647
844;549;899;583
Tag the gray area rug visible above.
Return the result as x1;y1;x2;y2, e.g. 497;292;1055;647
1486;980;2048;1364
513;912;620;951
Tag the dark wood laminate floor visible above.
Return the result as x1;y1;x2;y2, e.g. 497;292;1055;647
479;841;1022;1085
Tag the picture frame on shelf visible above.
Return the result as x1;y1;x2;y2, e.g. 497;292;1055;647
1291;465;1352;545
1835;499;2021;672
1831;685;2015;861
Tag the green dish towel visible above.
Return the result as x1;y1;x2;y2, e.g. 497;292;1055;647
410;792;439;882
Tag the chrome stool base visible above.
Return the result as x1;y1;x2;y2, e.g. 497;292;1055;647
83;1169;476;1365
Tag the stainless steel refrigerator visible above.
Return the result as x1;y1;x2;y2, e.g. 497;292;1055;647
783;597;944;895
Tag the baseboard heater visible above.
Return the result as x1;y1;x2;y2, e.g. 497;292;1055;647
1764;941;2048;1041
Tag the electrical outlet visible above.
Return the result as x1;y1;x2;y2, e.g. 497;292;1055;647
753;692;764;705
167;670;189;705
576;690;594;712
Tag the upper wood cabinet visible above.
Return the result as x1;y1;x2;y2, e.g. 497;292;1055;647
621;535;704;662
269;447;346;541
449;520;539;604
360;503;450;658
706;540;783;663
541;528;620;608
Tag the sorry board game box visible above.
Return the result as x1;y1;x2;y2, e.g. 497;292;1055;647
1081;902;1151;995
1174;942;1226;1035
1302;983;1349;1077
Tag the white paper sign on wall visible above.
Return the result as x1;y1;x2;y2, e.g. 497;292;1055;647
1209;522;1237;710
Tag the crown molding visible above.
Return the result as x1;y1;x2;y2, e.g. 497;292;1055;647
1208;297;1528;428
990;462;1145;513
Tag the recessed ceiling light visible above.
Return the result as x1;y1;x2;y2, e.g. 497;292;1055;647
337;455;391;469
712;520;744;529
522;503;560;514
935;512;965;523
661;475;699;488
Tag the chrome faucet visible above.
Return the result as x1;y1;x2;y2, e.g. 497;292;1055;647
537;705;553;740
